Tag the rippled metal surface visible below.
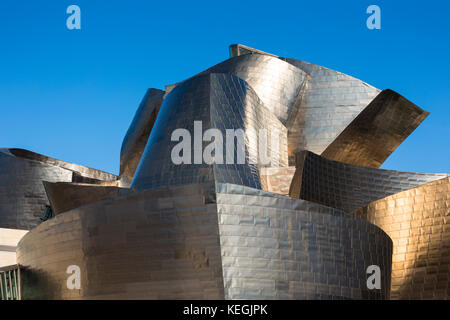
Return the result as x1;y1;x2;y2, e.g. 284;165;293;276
17;182;392;299
282;58;381;163
353;177;450;299
289;150;448;212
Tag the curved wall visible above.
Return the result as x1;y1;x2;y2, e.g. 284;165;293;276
17;183;392;299
0;149;118;230
200;54;309;126
289;150;448;213
353;177;450;299
321;89;429;168
120;88;164;181
282;58;381;162
131;73;288;191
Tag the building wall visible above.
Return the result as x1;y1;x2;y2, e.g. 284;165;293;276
0;148;118;230
290;151;448;213
17;183;224;299
216;183;392;299
131;73;288;191
353;177;450;299
17;183;392;300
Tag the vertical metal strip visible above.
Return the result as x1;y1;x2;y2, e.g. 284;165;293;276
0;272;4;300
9;270;13;300
18;266;22;300
13;269;18;300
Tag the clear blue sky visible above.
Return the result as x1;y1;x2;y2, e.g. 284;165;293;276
0;0;448;175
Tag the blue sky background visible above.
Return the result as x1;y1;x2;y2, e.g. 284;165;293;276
0;0;448;175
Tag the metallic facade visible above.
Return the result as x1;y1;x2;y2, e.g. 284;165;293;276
353;178;450;299
17;183;392;300
321;89;429;168
281;58;381;164
1;44;446;300
0;148;117;230
120;88;164;183
131;73;288;191
43;182;126;215
289;150;448;212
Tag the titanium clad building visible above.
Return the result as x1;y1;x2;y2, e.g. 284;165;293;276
1;44;448;300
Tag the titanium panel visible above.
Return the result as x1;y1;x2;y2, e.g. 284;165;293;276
17;183;224;299
120;88;164;182
131;73;288;191
197;54;309;126
321;89;430;168
289;150;448;213
260;167;296;196
353;177;450;299
43;182;128;215
0;149;117;230
216;183;392;300
17;182;392;300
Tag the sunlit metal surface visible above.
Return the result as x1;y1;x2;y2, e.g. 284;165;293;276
131;73;288;191
166;54;310;127
321;89;429;168
17;182;392;299
120;88;164;182
281;58;381;164
289;150;448;212
353;177;450;299
260;167;296;195
0;148;118;230
5;44;445;300
43;182;128;215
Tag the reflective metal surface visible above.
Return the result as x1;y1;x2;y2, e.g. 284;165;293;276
120;88;164;182
321;89;429;168
4;44;445;300
0;148;118;230
289;150;448;212
17;183;392;300
353;177;450;299
131;73;288;191
43;182;127;215
281;58;381;164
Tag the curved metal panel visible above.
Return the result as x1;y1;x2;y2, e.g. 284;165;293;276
43;182;126;215
131;73;288;191
217;183;392;300
120;88;164;182
17;182;392;300
321;89;429;168
259;167;296;196
199;54;309;126
289;150;448;213
353;177;450;299
283;58;382;162
17;183;224;299
0;148;118;230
